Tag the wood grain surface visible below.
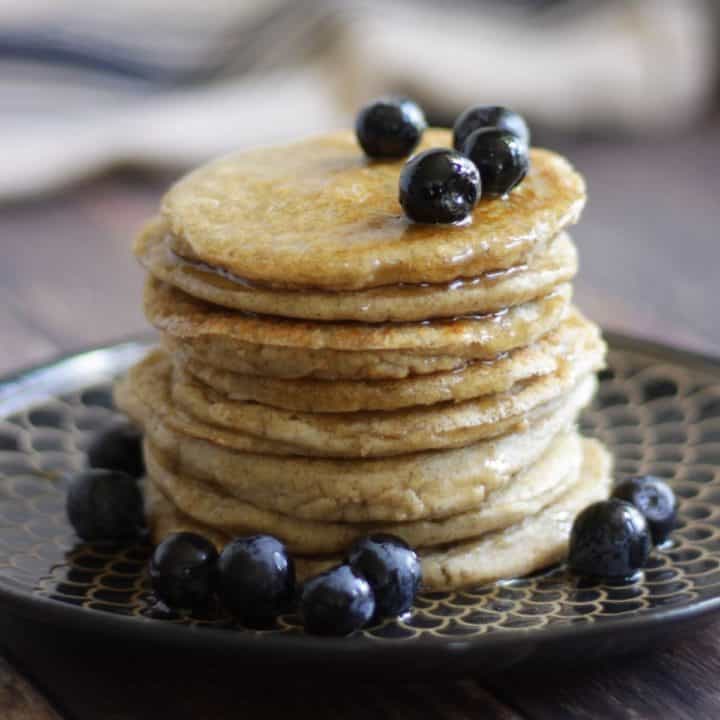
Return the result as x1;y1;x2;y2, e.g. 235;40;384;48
1;122;719;718
0;657;61;720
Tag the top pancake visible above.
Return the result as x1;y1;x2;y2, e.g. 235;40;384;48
162;129;586;291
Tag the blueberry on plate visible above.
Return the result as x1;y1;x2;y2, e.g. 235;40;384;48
568;499;651;580
463;128;529;198
66;468;144;541
87;421;145;478
453;104;530;151
346;534;421;617
613;476;677;545
149;532;219;609
355;97;426;159
399;148;480;224
300;564;375;636
217;535;295;623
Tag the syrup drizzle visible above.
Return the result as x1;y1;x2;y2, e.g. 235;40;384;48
162;236;529;297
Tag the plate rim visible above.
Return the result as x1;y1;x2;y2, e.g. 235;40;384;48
1;330;720;660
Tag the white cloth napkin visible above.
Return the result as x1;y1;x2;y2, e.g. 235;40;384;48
0;0;715;200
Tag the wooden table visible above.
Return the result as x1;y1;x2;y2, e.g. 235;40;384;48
1;123;719;718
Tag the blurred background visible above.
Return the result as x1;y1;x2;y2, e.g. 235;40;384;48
0;0;719;374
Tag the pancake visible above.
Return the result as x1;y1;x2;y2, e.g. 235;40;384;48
161;130;586;291
115;347;599;460
146;438;612;590
176;309;603;412
145;275;572;355
135;375;596;523
147;278;572;379
137;216;577;322
163;333;527;381
143;429;583;553
170;350;603;459
114;352;323;457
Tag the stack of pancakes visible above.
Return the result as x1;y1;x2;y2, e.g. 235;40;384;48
115;129;612;591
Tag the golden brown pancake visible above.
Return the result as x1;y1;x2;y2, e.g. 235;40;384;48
123;374;596;523
143;429;582;553
175;309;603;412
116;346;598;460
136;216;577;322
114;352;320;457
170;354;602;458
146;277;572;379
161;130;585;291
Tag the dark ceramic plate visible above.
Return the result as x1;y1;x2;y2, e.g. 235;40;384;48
1;333;720;673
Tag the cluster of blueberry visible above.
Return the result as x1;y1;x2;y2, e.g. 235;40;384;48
150;532;421;635
66;422;421;636
66;423;146;542
569;477;678;579
355;98;530;224
148;530;420;636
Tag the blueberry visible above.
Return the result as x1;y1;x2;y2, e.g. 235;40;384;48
399;149;480;224
87;421;144;478
569;499;651;580
453;105;530;151
346;534;421;617
149;532;219;609
463;128;529;198
217;535;295;623
66;469;144;541
300;565;375;636
355;97;426;159
613;476;677;545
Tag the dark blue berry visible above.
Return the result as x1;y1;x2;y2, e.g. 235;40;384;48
87;421;145;478
453;105;530;151
66;469;144;541
149;532;218;609
217;535;295;622
346;534;421;617
463;128;529;197
300;565;375;636
613;476;677;545
399;149;480;224
569;499;651;580
355;97;426;158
